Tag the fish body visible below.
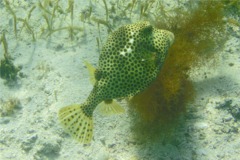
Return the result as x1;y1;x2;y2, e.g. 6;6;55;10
59;21;174;143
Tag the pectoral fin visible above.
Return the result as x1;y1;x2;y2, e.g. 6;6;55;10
84;60;96;85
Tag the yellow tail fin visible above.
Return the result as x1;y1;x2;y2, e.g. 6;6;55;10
98;100;125;116
58;104;93;143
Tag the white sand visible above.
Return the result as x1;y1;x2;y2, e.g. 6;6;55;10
0;0;240;160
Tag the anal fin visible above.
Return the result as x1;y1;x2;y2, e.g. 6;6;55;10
98;100;125;115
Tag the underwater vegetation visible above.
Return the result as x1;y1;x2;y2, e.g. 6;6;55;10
0;33;20;84
3;0;84;41
128;1;232;137
4;0;36;41
0;97;21;117
39;0;84;40
1;0;85;85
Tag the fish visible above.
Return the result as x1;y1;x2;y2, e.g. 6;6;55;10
58;21;174;143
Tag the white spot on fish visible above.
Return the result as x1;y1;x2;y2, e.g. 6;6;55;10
120;51;126;56
129;38;134;44
126;47;132;53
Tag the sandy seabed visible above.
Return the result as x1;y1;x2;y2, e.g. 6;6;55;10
0;0;240;160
